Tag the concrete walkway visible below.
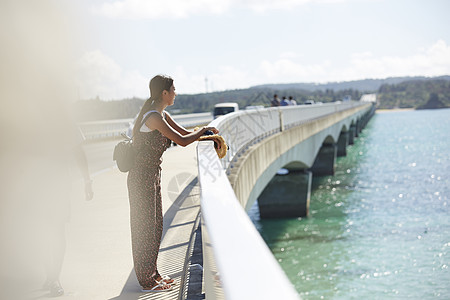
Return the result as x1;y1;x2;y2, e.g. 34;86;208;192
32;143;202;299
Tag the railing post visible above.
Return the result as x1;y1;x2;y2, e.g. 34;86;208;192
279;108;284;132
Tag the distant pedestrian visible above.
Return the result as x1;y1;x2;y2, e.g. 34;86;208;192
280;96;290;106
127;75;218;293
289;96;297;106
271;94;280;107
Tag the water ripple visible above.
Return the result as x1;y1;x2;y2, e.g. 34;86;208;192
250;109;450;299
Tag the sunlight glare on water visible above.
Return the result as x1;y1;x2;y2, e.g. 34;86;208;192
249;109;450;299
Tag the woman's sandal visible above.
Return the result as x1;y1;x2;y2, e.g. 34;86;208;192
141;281;173;293
155;275;176;285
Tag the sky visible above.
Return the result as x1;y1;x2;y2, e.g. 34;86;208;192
70;0;450;99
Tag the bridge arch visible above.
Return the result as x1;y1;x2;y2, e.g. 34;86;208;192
230;108;369;212
341;123;349;132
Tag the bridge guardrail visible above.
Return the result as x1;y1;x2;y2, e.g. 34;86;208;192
198;101;371;299
198;141;300;300
209;101;367;172
78;118;132;140
78;112;213;140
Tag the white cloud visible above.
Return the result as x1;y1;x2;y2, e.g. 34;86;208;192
279;51;303;59
76;40;450;99
171;65;255;94
245;0;312;13
91;0;353;19
259;58;331;82
92;0;232;19
209;66;256;91
171;67;207;94
341;39;450;80
257;40;450;84
76;50;148;99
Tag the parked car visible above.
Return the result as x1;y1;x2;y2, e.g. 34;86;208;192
213;102;239;119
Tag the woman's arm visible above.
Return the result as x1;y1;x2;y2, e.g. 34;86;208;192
164;111;191;136
146;113;218;147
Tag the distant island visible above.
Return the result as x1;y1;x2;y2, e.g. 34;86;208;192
74;75;450;122
416;92;447;110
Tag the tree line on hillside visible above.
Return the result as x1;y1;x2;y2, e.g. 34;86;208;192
377;79;450;109
253;76;450;92
73;97;144;121
73;77;450;122
73;88;364;122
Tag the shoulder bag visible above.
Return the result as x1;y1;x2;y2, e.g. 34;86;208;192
113;112;153;172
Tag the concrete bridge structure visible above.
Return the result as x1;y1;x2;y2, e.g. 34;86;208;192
227;102;374;218
197;101;375;300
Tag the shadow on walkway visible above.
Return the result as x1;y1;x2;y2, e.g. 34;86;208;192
110;178;201;300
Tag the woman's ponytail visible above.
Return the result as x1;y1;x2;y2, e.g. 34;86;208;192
132;75;173;138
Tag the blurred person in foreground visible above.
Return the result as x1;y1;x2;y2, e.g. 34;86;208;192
0;0;93;298
39;121;94;297
0;99;94;298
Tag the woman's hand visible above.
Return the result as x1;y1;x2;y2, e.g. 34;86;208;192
151;114;219;147
203;127;219;134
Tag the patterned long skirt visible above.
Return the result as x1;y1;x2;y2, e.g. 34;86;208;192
127;165;163;288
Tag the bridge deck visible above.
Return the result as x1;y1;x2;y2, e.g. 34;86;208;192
28;143;202;300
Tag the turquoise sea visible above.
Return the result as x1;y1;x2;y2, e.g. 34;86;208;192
249;109;450;299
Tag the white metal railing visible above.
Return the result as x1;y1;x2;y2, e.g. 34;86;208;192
209;107;280;170
197;101;373;300
197;141;300;300
209;101;368;171
78;118;133;140
170;112;213;128
78;112;213;140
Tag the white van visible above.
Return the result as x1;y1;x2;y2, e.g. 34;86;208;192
213;102;239;119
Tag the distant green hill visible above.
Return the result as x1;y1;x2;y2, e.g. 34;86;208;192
416;93;447;110
252;76;450;92
377;78;450;109
73;75;450;122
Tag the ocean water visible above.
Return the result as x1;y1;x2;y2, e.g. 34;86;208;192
249;109;450;299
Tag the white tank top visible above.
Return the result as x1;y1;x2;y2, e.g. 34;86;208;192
139;110;165;132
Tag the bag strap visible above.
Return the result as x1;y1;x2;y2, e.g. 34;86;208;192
131;110;162;139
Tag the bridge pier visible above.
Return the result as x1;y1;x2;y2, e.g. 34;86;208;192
349;125;356;145
309;143;337;176
258;170;312;218
356;120;362;136
337;131;349;157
